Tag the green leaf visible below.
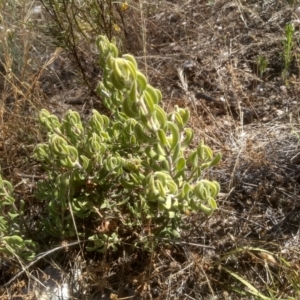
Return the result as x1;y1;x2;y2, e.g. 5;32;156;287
154;171;172;184
89;110;105;132
145;145;166;162
49;134;68;156
172;230;181;238
197;142;213;161
8;212;19;220
168;211;176;218
128;80;137;104
144;85;160;104
210;153;222;167
157;180;166;198
143;90;155;114
123;54;138;69
176;157;186;172
186;151;198;169
155;88;162;104
136;71;148;93
171;142;181;163
208;197;218;210
223;268;270;300
178;107;190;127
129;173;142;185
160;195;172;210
181;128;194;149
174;112;184;130
177;182;190;200
154;105;167;129
122;94;140;118
3;235;23;245
39;109;62;132
157;129;169;147
34;144;50;161
58;154;71;169
166;180;178;194
167;121;180;151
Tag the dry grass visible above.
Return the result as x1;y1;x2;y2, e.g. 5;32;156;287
0;0;57;181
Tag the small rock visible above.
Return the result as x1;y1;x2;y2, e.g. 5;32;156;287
275;109;284;116
31;5;42;15
182;60;195;71
169;13;179;22
279;85;287;94
153;12;164;21
262;116;270;122
172;44;181;52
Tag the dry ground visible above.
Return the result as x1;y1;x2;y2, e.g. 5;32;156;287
1;0;300;299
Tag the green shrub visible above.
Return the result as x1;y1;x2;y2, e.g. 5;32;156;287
33;35;221;252
0;171;36;260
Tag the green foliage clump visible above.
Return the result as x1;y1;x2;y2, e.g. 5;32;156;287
33;35;221;252
0;171;36;260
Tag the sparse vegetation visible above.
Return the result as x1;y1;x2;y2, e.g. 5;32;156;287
1;0;300;299
282;23;295;81
257;55;268;78
39;0;130;91
0;170;37;260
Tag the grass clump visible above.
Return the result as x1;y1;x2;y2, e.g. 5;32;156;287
257;55;268;78
282;23;295;81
